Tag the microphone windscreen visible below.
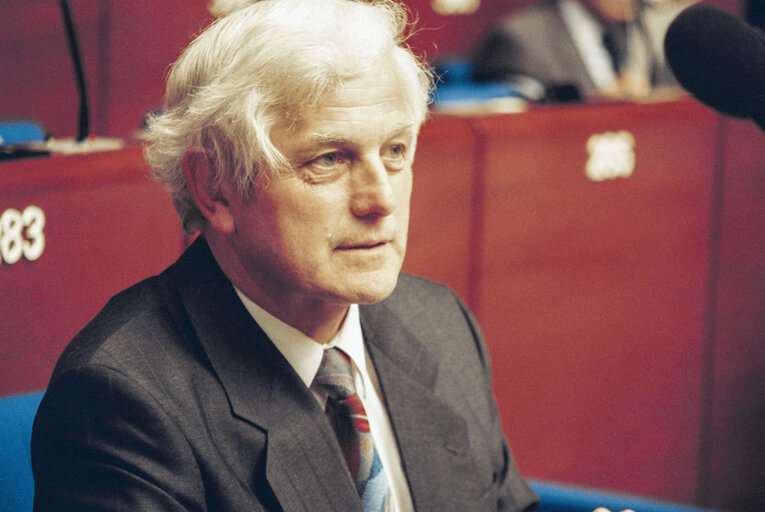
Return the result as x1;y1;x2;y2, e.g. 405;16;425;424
664;4;765;129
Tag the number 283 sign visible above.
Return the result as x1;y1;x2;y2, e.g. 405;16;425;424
1;206;46;265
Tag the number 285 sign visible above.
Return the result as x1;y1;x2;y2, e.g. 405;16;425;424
1;206;46;265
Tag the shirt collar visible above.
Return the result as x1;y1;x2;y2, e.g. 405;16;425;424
233;288;365;388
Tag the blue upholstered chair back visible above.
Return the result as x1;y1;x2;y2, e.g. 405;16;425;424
0;391;720;512
529;480;720;512
0;392;44;512
0;121;46;146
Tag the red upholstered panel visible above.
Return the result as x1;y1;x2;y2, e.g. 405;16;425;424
403;115;479;305
0;146;184;395
0;0;744;139
701;118;765;511
471;100;719;503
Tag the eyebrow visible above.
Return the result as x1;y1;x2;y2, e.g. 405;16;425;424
307;122;418;150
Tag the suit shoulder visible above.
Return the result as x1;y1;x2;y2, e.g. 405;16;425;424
391;273;461;306
380;274;474;334
50;273;184;382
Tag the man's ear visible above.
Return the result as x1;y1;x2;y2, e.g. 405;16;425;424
183;148;235;234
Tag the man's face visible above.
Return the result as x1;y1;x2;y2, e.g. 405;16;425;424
586;0;639;21
224;70;418;316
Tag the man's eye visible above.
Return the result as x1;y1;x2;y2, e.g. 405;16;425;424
312;152;344;168
382;144;407;169
298;152;348;184
386;144;405;159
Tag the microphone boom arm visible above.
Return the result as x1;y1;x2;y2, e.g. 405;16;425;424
58;0;90;142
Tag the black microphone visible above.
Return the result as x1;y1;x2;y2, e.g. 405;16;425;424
664;3;765;131
58;0;90;142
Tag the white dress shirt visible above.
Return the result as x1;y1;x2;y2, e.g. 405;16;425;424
234;289;415;512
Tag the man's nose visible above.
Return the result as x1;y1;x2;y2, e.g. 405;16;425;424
349;156;396;219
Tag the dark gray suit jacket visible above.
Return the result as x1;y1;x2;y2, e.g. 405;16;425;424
32;238;538;512
472;0;595;91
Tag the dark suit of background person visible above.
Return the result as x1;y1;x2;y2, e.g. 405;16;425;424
472;0;692;98
30;0;538;510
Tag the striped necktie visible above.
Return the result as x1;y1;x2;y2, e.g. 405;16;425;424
312;348;391;512
602;22;627;73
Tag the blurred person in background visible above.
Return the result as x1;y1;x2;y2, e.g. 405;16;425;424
471;0;694;99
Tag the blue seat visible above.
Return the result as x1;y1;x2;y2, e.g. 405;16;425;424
0;391;720;512
529;479;719;512
430;58;528;106
0;121;46;146
0;391;44;512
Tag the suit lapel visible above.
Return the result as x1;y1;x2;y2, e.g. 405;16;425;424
171;239;361;511
171;241;484;510
361;301;484;512
550;0;600;89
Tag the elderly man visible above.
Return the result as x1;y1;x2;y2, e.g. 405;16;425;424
31;1;538;511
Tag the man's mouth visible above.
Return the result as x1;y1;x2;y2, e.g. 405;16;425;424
337;240;388;250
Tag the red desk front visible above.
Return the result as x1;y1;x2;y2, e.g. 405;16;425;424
1;100;762;510
472;100;718;503
405;99;765;509
404;115;480;304
703;117;765;510
0;146;184;396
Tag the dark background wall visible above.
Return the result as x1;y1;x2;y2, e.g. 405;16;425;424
2;0;741;141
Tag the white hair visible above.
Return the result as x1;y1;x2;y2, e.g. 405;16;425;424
207;0;252;17
144;0;433;233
